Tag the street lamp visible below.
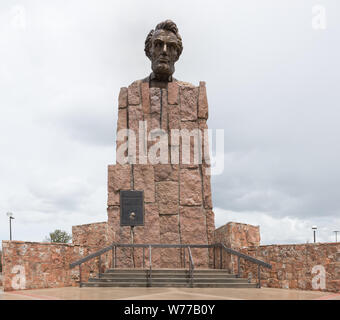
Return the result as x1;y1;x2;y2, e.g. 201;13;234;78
312;226;317;243
334;231;339;243
6;212;14;241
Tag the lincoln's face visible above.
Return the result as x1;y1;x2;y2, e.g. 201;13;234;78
150;29;179;78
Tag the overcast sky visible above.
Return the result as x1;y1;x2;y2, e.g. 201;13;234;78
0;0;339;245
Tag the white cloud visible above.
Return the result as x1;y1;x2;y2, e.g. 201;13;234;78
0;0;339;245
215;208;339;245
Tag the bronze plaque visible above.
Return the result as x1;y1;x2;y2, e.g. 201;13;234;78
120;190;144;226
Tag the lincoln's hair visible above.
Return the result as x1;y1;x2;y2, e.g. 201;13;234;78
144;20;183;61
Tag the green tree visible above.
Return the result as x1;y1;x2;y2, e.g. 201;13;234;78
45;229;72;243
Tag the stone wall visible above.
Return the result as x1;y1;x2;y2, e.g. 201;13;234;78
215;222;260;272
108;80;215;268
72;222;109;247
1;241;109;291
215;222;260;249
0;250;2;286
240;243;340;292
216;223;340;292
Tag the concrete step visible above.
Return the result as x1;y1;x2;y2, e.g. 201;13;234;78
89;277;248;283
81;282;257;288
193;283;257;288
105;269;233;274
98;273;237;279
81;269;254;288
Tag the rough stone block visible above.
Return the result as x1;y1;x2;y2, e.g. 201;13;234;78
160;214;180;241
180;121;201;168
205;210;215;245
198;81;208;119
141;82;150;114
133;165;155;203
160;215;181;268
168;104;180;131
179;206;208;267
154;164;179;182
198;119;210;166
150;87;162;114
202;164;213;209
128;104;143;131
205;210;215;268
117;108;127;132
180;206;208;244
107;206;121;242
108;165;131;206
154;164;172;181
134;203;161;268
72;222;108;247
156;181;179;215
107;206;133;267
128;81;141;105
119;87;128;109
128;104;143;163
180;85;198;121
180;168;202;206
116;108;128;155
161;89;168;130
168;81;179;105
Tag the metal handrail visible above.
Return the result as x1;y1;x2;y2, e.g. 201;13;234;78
70;245;113;268
187;247;194;287
219;243;272;288
219;243;271;269
69;242;272;288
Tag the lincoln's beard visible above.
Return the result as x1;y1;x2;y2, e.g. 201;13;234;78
152;61;175;80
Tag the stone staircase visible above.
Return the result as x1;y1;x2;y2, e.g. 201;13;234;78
81;269;257;288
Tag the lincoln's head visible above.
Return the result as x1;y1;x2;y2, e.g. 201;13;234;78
145;20;183;81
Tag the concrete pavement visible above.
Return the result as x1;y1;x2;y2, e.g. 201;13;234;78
1;286;339;300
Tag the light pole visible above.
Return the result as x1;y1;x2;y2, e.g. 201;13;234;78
312;226;317;243
334;231;339;243
6;212;14;240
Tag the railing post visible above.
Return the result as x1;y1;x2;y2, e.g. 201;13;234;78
213;245;216;269
149;245;152;287
188;246;194;288
79;264;82;288
220;245;222;269
143;247;145;269
237;256;240;278
111;246;114;269
98;255;101;278
183;247;186;268
258;265;261;288
114;246;117;269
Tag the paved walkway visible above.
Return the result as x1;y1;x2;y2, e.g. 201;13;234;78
1;286;339;300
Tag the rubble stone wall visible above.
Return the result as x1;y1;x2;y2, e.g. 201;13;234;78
72;222;109;247
1;241;109;291
214;222;260;271
215;222;340;292
240;243;340;292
